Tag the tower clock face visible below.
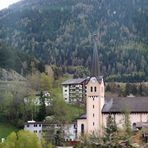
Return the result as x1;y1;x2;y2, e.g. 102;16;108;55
91;77;96;83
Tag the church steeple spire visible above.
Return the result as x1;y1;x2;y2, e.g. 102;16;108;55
91;35;100;77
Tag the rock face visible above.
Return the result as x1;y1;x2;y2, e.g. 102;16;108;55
0;68;26;81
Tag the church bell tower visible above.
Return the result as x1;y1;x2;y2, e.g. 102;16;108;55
86;35;105;136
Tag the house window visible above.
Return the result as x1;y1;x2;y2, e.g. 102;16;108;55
34;124;37;127
81;124;84;135
39;124;41;127
93;105;94;109
94;87;97;92
93;113;94;117
74;124;76;129
93;122;95;126
27;124;29;127
91;87;93;92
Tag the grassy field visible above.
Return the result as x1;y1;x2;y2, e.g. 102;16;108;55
0;122;18;139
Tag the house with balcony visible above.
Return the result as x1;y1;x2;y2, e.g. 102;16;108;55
62;78;87;104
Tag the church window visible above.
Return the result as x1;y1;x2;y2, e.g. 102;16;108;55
93;105;94;108
93;113;94;117
93;122;95;126
81;124;84;135
132;123;136;130
94;87;97;92
91;87;93;92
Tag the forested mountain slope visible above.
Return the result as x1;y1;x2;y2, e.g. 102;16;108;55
0;0;148;81
0;43;45;75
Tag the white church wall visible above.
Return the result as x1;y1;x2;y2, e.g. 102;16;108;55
141;113;148;122
103;114;123;128
77;119;87;138
103;113;148;130
130;113;141;125
102;114;108;128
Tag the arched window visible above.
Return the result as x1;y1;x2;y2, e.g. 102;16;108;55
94;87;97;92
91;87;93;92
81;124;84;135
132;123;136;130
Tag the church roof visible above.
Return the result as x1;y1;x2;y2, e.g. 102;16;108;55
61;78;86;85
102;97;148;113
91;37;100;77
84;76;103;85
78;114;87;119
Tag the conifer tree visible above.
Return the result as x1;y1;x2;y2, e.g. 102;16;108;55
37;91;46;121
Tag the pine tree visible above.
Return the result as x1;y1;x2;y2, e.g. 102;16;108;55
37;91;46;121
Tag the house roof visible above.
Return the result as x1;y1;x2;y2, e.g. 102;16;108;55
62;78;86;85
24;121;43;125
102;97;148;113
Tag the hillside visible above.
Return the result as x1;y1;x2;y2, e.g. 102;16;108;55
0;43;45;75
0;68;26;81
0;0;148;82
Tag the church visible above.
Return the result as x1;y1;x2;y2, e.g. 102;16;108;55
76;39;148;138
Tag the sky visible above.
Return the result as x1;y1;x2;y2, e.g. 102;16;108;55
0;0;20;10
